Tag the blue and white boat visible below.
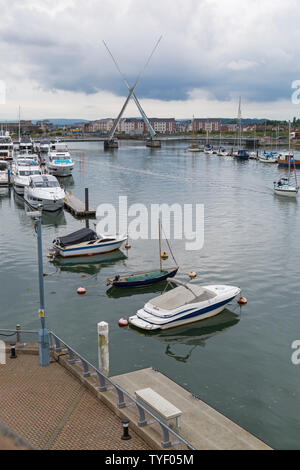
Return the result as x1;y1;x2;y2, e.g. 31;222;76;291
129;279;240;331
259;151;277;163
234;149;249;159
47;142;74;177
52;228;127;257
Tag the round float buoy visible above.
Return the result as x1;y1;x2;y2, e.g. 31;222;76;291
77;287;86;295
161;252;168;260
118;318;128;327
47;253;53;258
238;297;247;305
125;242;131;249
189;271;197;279
81;274;86;278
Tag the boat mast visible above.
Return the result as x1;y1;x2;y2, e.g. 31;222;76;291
288;120;291;182
158;218;162;271
18;105;21;141
238;96;242;148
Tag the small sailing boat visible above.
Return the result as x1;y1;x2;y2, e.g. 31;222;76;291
259;150;277;163
274;127;298;197
234;97;249;160
274;151;298;197
106;219;178;287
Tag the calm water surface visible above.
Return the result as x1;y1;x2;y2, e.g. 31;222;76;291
1;141;300;449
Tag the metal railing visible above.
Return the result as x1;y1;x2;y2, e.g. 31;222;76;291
0;328;195;450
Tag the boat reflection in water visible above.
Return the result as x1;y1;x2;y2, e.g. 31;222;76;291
106;281;172;299
51;249;127;276
57;175;74;190
41;209;67;228
130;309;240;363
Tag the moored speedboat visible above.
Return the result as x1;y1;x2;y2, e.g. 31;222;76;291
187;144;202;152
234;149;249;159
24;174;65;211
217;147;229;156
12;159;42;195
47;142;74;176
0;161;9;186
0;131;14;160
259;151;277;163
52;228;127;257
129;279;241;331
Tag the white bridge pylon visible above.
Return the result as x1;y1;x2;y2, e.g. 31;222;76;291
103;37;162;141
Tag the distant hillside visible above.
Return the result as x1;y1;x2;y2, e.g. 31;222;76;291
32;119;90;125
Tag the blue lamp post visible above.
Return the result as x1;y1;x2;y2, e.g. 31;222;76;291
34;210;50;366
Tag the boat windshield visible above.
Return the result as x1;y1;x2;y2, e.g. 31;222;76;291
19;170;41;176
33;180;59;188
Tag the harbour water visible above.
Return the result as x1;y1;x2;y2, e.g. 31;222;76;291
1;141;300;449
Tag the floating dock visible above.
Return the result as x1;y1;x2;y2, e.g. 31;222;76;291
64;190;96;218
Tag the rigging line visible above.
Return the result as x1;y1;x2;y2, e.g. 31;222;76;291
161;224;178;266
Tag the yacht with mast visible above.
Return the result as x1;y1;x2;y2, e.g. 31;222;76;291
274;122;298;197
234;97;249;160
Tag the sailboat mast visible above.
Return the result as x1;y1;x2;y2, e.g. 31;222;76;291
288;121;291;180
158;218;162;271
18;105;21;141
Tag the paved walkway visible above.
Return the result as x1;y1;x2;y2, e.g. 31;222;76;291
0;353;149;450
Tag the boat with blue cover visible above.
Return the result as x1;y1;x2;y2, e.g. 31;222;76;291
53;228;127;257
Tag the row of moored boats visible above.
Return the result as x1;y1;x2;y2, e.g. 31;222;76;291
0;133;75;211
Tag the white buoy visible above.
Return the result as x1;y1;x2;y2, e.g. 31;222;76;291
97;322;109;377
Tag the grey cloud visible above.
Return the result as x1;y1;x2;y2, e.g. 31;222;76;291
0;0;300;103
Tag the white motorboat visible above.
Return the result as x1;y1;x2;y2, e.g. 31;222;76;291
129;279;241;331
0;131;14;160
24;174;65;211
187;144;202;152
12;159;42;195
217;147;229;156
47;142;74;176
0;161;9;186
52;228;127;257
40;140;50;154
249;151;258;159
259;151;277;163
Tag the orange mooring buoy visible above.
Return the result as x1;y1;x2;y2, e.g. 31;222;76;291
47;253;53;258
118;318;129;327
238;297;247;305
189;271;197;279
161;252;168;260
77;287;87;295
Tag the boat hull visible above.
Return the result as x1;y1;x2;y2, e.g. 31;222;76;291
108;267;178;287
274;187;298;197
47;164;74;177
54;239;126;257
25;196;65;211
129;296;237;331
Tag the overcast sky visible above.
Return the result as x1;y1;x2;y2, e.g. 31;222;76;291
0;0;300;120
